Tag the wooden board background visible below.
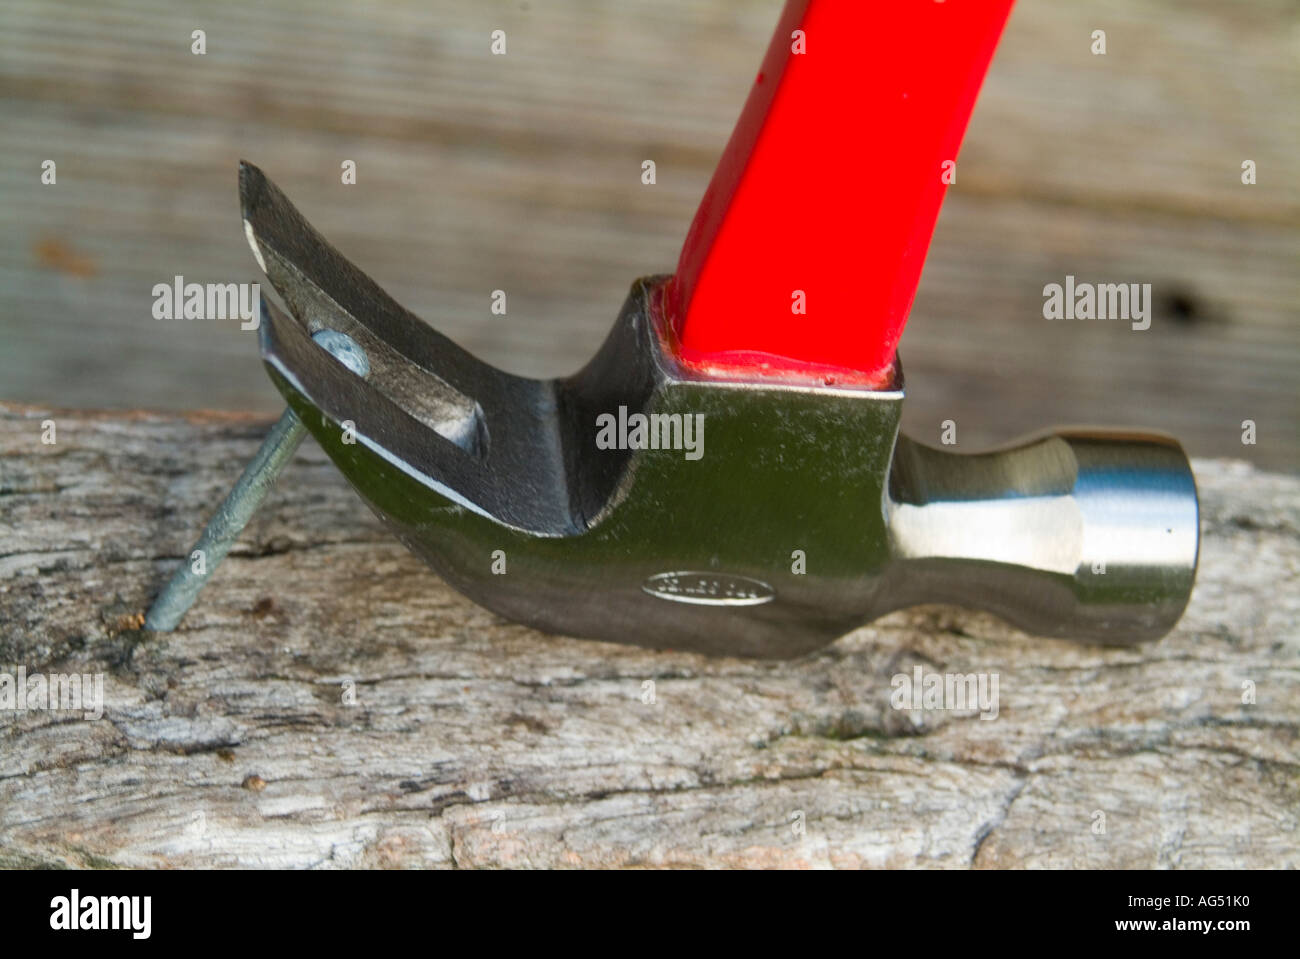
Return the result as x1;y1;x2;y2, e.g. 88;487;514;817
1;0;1297;470
0;404;1297;868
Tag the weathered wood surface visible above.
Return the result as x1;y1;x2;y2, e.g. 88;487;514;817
1;0;1297;470
0;403;1296;868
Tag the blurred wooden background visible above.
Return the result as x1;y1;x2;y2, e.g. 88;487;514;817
1;0;1296;470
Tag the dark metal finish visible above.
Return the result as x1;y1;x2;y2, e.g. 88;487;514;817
240;163;1199;658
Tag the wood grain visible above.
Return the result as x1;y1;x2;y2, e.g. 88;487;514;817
1;404;1296;868
0;0;1296;470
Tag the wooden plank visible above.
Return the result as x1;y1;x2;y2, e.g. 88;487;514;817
0;403;1296;867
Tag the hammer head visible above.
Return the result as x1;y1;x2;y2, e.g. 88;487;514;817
242;164;1198;659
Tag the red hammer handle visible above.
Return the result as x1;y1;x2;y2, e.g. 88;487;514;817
670;0;1016;386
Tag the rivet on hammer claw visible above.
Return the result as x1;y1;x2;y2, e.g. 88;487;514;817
143;330;369;631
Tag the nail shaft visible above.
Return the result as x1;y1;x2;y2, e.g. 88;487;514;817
144;329;369;631
144;408;307;631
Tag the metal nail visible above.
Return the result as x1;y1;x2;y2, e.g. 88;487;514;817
144;330;368;631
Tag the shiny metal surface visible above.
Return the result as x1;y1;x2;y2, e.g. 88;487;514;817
885;431;1199;642
242;164;1199;658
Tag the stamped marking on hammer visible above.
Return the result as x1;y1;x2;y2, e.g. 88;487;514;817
642;572;775;606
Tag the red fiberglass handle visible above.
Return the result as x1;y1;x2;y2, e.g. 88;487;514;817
667;0;1015;386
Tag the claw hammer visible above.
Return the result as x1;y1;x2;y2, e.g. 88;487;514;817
146;0;1199;657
